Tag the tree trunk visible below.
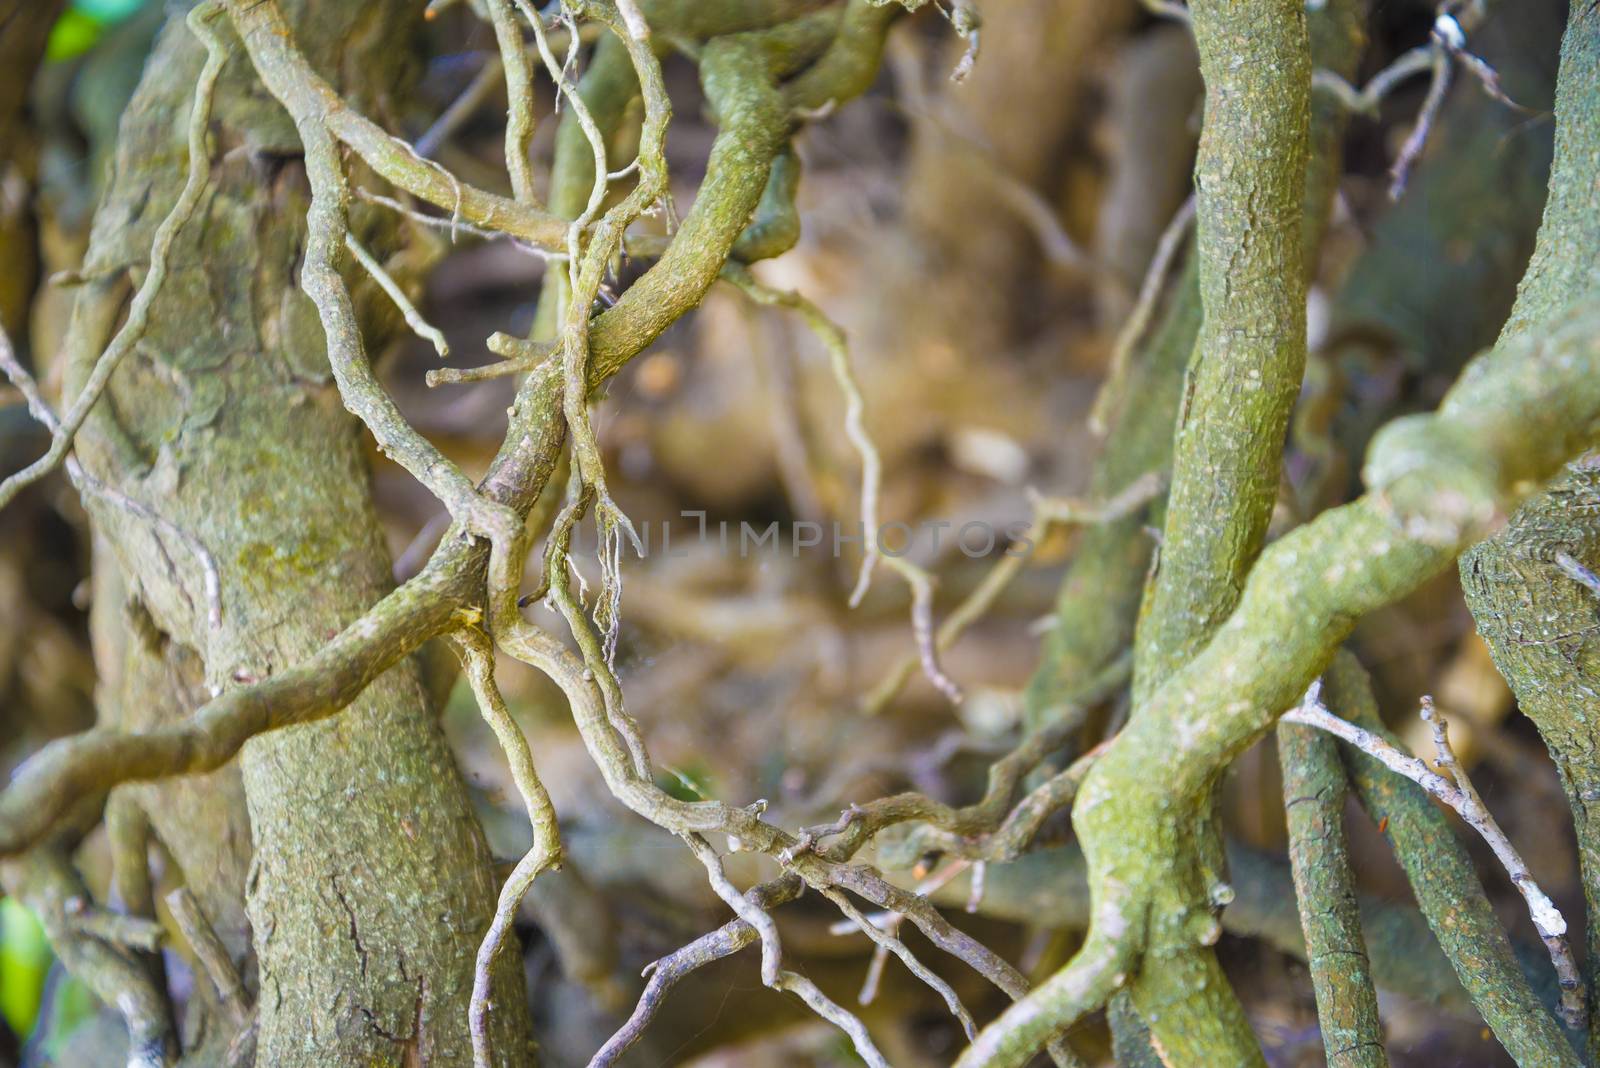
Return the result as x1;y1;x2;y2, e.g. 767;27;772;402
63;3;529;1064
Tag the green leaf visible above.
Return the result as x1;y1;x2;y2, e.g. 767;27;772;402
0;897;50;1039
46;0;149;62
659;763;715;802
46;10;104;62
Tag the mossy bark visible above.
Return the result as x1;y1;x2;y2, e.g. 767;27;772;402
1116;0;1318;1058
1026;0;1365;726
1129;0;1312;700
965;257;1600;1067
1462;462;1600;1064
63;3;528;1064
1019;5;1360;1057
999;290;1600;1067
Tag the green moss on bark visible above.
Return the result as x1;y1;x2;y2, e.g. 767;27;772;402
1499;2;1600;341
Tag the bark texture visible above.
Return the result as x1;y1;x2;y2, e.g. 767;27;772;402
1131;0;1312;700
1462;461;1600;1064
1027;0;1364;726
1330;653;1579;1067
1118;0;1315;1058
1497;1;1600;342
962;209;1600;1068
92;541;255;1063
1278;720;1387;1068
62;4;528;1064
1460;10;1600;1059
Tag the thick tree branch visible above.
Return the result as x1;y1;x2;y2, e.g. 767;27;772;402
958;282;1600;1065
1132;0;1312;699
1113;0;1315;1057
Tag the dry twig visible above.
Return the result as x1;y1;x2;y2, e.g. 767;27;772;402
861;473;1163;714
1310;3;1530;200
1284;682;1586;1029
344;232;451;358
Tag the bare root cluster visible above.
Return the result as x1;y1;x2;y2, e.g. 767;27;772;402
3;0;1599;1066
